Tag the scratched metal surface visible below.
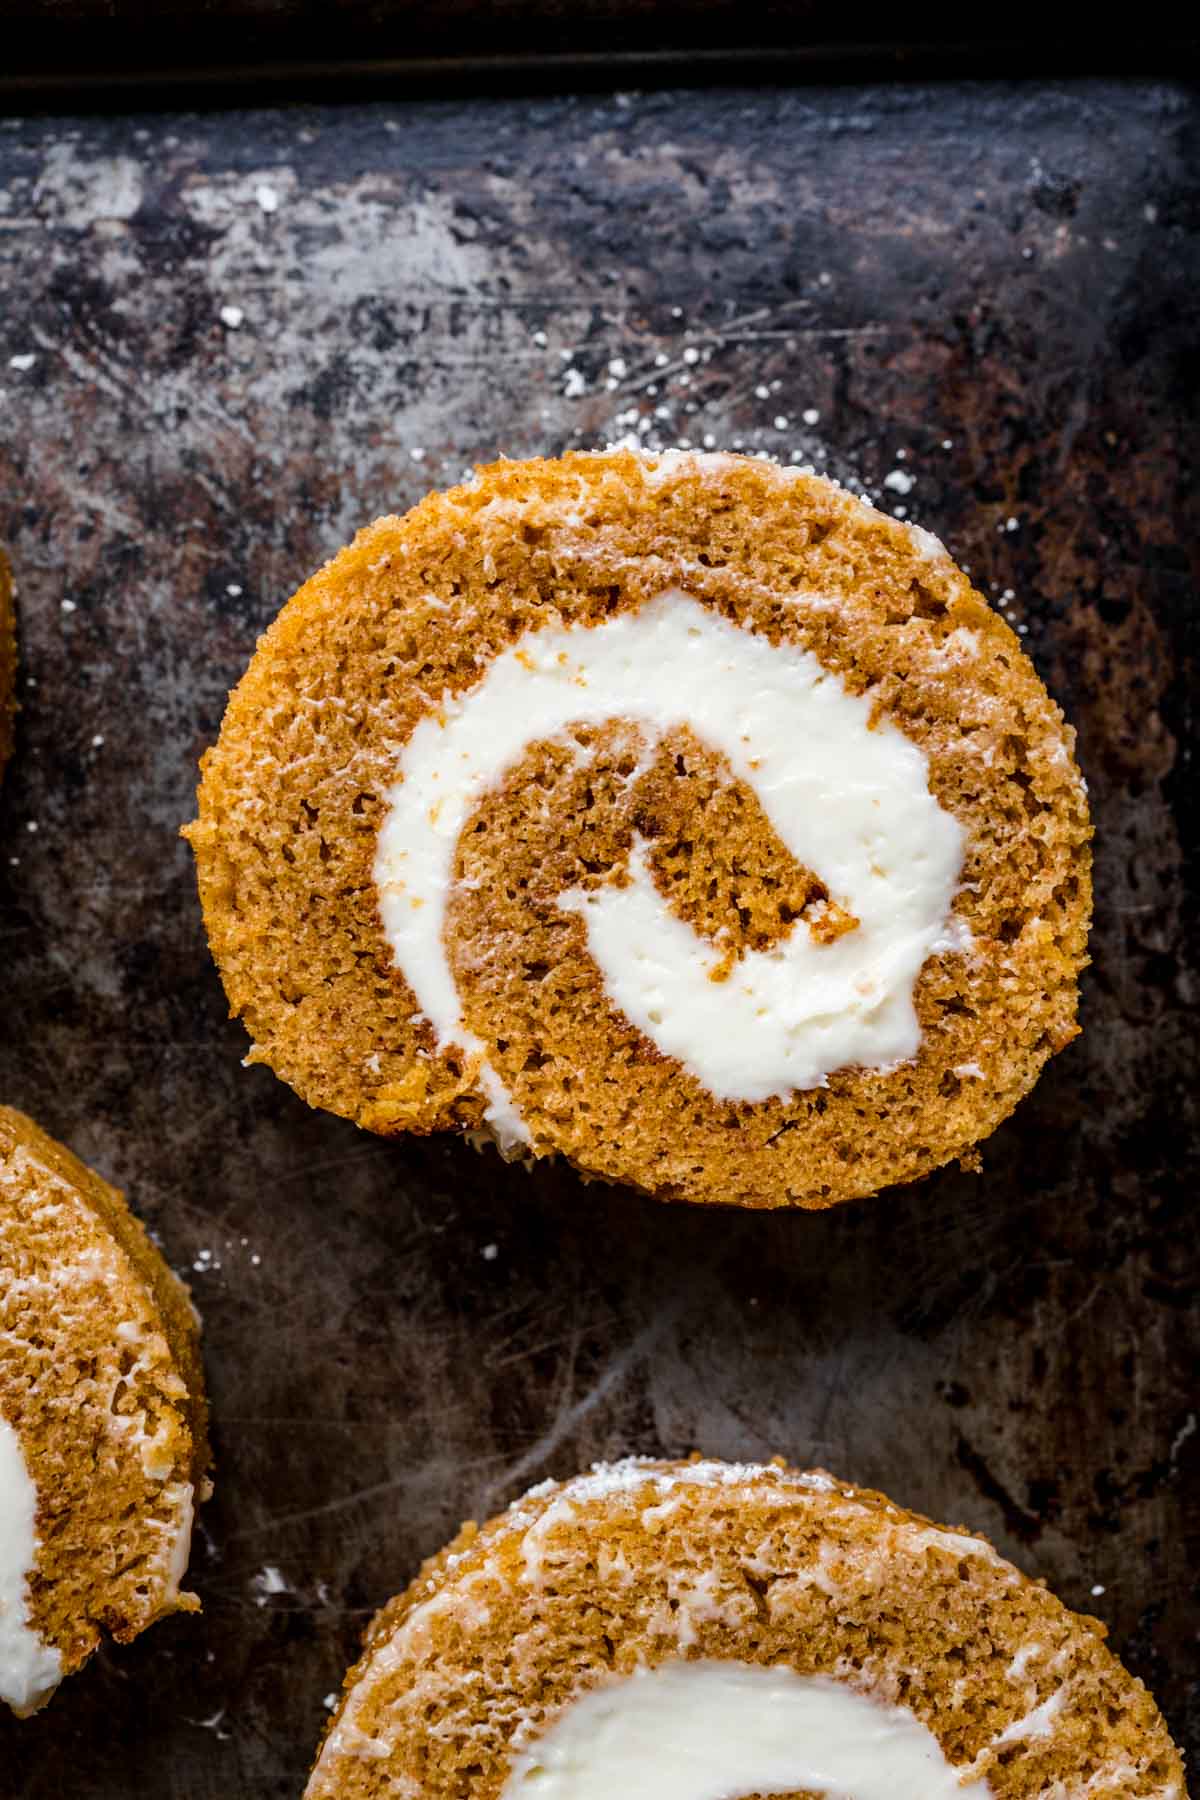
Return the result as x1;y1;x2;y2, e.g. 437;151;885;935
0;78;1195;1796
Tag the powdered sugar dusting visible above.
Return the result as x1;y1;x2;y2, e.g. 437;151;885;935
522;1456;836;1511
306;1457;1163;1800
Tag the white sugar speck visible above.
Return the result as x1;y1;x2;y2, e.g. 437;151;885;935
25;821;38;834
8;353;35;372
1091;1584;1106;1596
255;182;280;213
219;305;244;329
802;408;820;425
481;1242;499;1261
91;734;104;748
562;367;587;399
226;582;242;596
60;598;76;613
607;356;628;378
754;384;770;400
252;1565;289;1605
410;446;426;462
1170;1411;1196;1460
883;469;915;495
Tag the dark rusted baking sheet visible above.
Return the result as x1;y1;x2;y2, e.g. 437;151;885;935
0;77;1196;1798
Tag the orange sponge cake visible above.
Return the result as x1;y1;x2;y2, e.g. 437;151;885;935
0;549;15;782
0;1107;210;1714
187;449;1091;1208
307;1458;1185;1800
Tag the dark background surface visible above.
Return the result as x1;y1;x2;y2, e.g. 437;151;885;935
3;5;1197;102
0;75;1196;1799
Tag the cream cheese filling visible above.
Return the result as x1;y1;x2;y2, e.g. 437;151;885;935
375;588;965;1148
0;1411;62;1716
501;1660;992;1800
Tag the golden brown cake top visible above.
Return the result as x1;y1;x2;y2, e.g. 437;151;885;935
188;450;1091;1208
307;1456;1185;1800
0;1106;210;1714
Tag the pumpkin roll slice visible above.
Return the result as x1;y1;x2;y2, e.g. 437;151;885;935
0;1107;210;1715
307;1457;1184;1800
187;449;1091;1208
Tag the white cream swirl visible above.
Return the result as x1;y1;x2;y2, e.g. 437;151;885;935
375;589;965;1147
0;1411;62;1715
502;1660;991;1800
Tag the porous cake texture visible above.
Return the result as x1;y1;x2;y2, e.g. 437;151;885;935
0;1107;210;1713
307;1457;1185;1800
188;449;1091;1208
